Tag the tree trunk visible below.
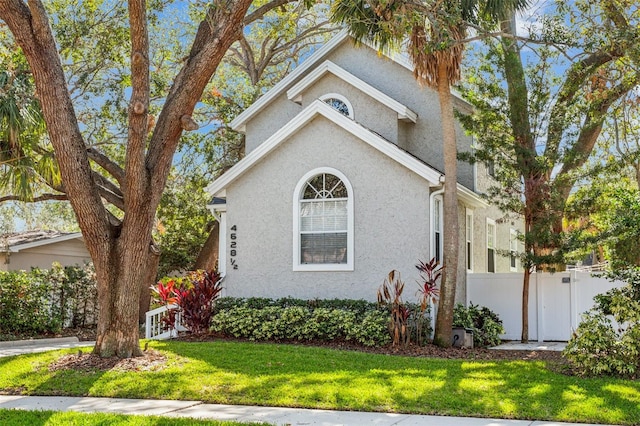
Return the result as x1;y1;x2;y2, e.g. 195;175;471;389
433;62;459;348
521;267;530;342
93;233;153;358
194;221;219;271
139;244;160;324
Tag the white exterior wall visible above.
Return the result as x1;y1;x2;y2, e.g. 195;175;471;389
468;272;622;341
3;239;91;271
222;116;431;301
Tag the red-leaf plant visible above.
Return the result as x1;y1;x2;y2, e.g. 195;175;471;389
377;270;410;347
151;270;223;336
174;270;222;334
415;258;442;312
151;279;179;334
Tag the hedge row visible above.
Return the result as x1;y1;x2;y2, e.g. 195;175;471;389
211;303;391;347
0;263;97;338
214;297;378;316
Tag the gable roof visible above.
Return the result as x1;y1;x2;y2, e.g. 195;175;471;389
207;100;487;208
286;60;417;122
230;31;352;133
2;231;84;253
230;30;471;133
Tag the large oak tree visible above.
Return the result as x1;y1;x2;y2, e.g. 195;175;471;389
0;0;307;357
460;0;640;341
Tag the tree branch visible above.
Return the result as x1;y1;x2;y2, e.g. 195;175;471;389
0;0;111;249
243;0;293;25
124;0;151;209
87;147;125;184
146;0;253;211
0;193;68;203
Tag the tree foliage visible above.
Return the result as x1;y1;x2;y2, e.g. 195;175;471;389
459;0;640;340
0;0;321;358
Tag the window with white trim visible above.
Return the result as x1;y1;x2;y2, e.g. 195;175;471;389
293;168;354;271
433;196;443;263
510;229;518;271
319;93;354;119
466;209;473;272
487;219;496;273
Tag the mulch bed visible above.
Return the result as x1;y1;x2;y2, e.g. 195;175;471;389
48;349;167;373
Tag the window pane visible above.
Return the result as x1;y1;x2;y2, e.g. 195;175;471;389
301;233;347;264
488;248;495;273
324;98;350;116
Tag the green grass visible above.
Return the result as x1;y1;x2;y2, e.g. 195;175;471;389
1;340;639;425
0;409;266;425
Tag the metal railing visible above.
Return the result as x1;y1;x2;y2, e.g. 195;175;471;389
144;304;187;339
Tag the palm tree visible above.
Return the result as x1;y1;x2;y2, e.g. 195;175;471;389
0;54;61;202
331;0;527;346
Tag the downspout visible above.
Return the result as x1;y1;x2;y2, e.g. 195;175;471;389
429;182;445;338
206;204;225;278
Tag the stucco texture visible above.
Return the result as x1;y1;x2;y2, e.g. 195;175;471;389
223;116;431;301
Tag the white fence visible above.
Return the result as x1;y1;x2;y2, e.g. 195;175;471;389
145;304;187;340
467;271;622;341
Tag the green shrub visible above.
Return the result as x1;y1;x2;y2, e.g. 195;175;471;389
0;271;55;335
563;281;640;379
350;309;391;347
211;300;390;347
453;303;504;348
0;263;98;337
214;297;377;315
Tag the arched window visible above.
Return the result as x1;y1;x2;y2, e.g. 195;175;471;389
293;168;354;271
319;93;354;119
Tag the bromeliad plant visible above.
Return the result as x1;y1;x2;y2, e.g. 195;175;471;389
152;270;222;335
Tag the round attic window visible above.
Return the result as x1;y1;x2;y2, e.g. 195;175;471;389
320;94;354;118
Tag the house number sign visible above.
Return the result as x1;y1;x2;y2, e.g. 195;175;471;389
230;225;238;270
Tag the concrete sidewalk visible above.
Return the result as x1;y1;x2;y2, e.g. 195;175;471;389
0;336;95;358
0;395;612;426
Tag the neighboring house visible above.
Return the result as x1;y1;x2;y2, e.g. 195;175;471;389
0;230;91;271
206;31;523;303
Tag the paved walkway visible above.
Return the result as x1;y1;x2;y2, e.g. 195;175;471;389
491;341;567;351
0;337;94;358
0;395;609;425
0;338;603;426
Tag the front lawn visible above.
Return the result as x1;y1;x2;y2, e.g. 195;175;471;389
0;409;266;425
0;340;638;425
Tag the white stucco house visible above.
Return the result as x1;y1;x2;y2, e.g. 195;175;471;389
206;32;523;303
1;230;91;271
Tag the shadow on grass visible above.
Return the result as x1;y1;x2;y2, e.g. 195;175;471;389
153;340;640;425
4;340;639;425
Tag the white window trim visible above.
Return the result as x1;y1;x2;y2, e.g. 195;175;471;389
319;93;354;119
466;208;474;272
486;218;496;273
510;228;518;272
218;211;227;277
293;167;354;271
430;191;444;263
